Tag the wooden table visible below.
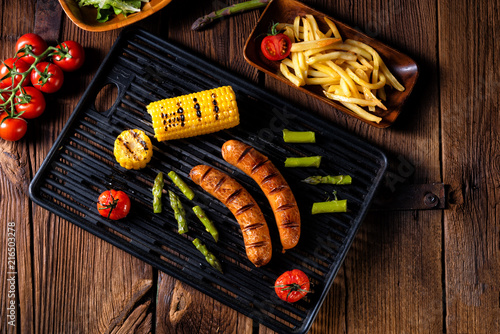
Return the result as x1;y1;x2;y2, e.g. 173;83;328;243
1;0;499;333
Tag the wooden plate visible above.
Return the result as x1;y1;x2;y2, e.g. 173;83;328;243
58;0;172;32
243;0;419;128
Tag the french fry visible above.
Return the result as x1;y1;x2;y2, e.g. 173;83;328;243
326;61;360;98
283;26;295;42
307;51;357;65
345;39;404;91
346;68;387;90
362;86;387;110
309;63;340;79
293;16;301;41
331;43;373;60
291;52;306;81
308;69;331;78
323;90;381;107
324;17;342;40
302;17;312;41
305;77;341;85
306;15;321;40
339;101;383;123
280;63;304;87
278;14;404;123
290;38;341;52
357;55;373;69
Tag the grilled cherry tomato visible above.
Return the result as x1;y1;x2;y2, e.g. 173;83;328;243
15;87;46;119
274;269;310;303
0;112;28;141
15;33;48;65
52;40;85;72
260;23;292;61
0;57;30;89
31;62;64;93
97;189;131;220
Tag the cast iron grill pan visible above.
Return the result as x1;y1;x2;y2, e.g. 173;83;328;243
29;28;387;334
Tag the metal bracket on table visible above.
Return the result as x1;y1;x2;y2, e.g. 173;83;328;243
371;182;446;211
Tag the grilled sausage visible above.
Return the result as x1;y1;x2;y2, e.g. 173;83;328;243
190;165;272;267
221;140;300;250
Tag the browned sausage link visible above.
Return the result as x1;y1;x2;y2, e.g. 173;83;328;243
189;165;272;267
221;140;301;250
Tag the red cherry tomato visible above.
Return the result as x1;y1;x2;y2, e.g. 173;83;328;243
15;33;48;65
261;23;292;61
0;58;30;89
52;40;85;72
274;269;310;303
15;87;46;119
97;190;131;220
1;91;11;103
0;112;28;141
31;62;64;93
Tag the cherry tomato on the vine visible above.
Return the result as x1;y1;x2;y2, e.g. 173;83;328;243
31;62;64;93
274;269;310;303
0;112;28;141
260;23;292;61
97;189;131;220
15;87;46;119
0;57;30;89
52;40;85;72
1;91;11;103
15;33;48;65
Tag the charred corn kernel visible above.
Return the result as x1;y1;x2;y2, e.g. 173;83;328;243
147;86;239;141
114;129;153;170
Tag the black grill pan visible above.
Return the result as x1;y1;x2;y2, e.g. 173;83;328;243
29;28;387;334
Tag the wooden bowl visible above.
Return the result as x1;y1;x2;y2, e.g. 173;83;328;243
243;0;419;128
58;0;172;32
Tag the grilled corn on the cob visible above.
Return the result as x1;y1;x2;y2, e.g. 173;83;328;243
147;86;239;141
114;129;153;170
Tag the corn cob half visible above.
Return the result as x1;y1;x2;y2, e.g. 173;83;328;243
114;129;153;170
147;86;239;141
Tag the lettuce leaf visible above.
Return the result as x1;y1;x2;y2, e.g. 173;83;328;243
77;0;148;23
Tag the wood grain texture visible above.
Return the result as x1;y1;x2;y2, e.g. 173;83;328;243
439;0;500;333
0;2;38;334
1;0;499;333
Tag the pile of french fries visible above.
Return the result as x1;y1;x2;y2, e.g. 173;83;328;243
277;15;405;124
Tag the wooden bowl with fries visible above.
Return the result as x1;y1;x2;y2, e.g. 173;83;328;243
58;0;172;32
243;0;419;128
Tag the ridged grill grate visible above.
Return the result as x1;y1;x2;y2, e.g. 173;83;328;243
30;28;387;334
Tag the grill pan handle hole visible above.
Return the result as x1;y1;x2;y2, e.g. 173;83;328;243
94;83;119;114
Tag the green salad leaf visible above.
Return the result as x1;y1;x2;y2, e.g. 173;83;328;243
77;0;149;23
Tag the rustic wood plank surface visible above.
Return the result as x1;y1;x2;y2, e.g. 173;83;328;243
0;0;499;333
439;0;500;333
